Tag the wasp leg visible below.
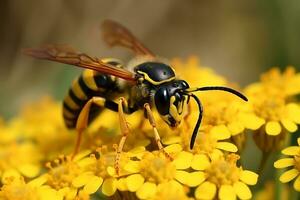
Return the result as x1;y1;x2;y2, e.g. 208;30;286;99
115;97;130;175
144;103;173;161
72;96;113;159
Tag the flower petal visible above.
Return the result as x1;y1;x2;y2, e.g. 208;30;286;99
279;169;299;183
227;121;244;136
265;121;281;135
287;103;300;124
173;151;193;169
102;178;117;196
281;146;300;156
195;181;216;200
125;174;145;192
293;174;300;191
219;185;236;200
162;136;181;145
240;114;264;130
216;142;238;152
240;170;258;185
210;125;231;140
117;178;128;191
281;119;298;132
164;143;183;153
136;182;157;199
72;172;93;188
274;158;294;169
83;176;103;194
175;171;205;187
17;164;40;178
124;161;140;173
191;154;210;170
233;181;252;200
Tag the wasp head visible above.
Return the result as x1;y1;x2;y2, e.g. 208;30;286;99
154;80;190;127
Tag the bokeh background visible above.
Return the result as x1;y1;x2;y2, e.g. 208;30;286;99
1;0;300;118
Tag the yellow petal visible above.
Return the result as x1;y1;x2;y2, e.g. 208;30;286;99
173;151;193;169
279;169;299;183
17;164;40;178
83;176;103;194
72;173;93;188
73;149;91;161
265;121;281;135
240;170;258;185
281;146;300;156
38;186;63;200
175;171;205;187
162;136;181;145
102;178;117;196
65;187;77;200
210;125;231;140
227;121;244;136
124;161;140;173
293;175;300;191
298;138;300;146
216;142;238;152
164;143;183;153
117;178;128;191
28;175;48;187
219;185;236;200
287;103;300;124
281;119;298;132
191;154;210;170
240;114;264;130
274;158;295;169
126;174;145;192
1;169;21;184
233;181;252;200
195;181;216;199
136;182;157;199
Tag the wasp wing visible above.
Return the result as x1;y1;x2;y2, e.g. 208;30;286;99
101;20;155;57
23;44;136;82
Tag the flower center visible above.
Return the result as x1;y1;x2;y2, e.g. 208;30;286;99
193;132;218;154
46;156;81;190
205;154;241;187
139;152;176;184
253;93;285;121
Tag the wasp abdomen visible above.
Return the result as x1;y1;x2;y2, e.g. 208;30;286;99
63;59;122;129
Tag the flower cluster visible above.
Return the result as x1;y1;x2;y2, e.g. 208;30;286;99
0;57;300;199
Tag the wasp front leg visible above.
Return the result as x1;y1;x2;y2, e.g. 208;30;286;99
115;97;131;175
144;103;173;161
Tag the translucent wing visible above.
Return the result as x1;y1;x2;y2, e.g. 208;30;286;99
23;44;136;82
101;20;155;57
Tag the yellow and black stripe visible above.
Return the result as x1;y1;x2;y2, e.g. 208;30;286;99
62;59;122;129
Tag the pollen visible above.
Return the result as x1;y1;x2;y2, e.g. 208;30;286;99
205;154;241;187
139;152;176;184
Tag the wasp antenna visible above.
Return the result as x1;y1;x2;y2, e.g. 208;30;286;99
189;93;203;149
186;86;248;102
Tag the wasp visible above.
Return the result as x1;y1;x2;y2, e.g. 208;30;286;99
24;20;247;173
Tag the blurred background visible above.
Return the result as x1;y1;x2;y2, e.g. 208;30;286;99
0;0;300;118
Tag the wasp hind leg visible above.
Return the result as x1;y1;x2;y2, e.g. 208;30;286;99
72;96;117;159
144;103;173;161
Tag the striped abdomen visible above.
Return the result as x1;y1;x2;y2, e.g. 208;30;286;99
62;59;122;128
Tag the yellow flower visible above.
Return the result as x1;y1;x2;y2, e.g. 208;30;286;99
0;176;61;200
33;151;92;200
8;96;74;160
245;68;300;152
118;149;196;199
274;137;300;191
163;125;238;160
192;154;258;200
0;141;41;180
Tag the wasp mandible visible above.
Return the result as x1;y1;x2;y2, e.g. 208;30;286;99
24;20;248;173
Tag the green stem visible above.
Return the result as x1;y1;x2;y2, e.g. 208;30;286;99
258;151;270;176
